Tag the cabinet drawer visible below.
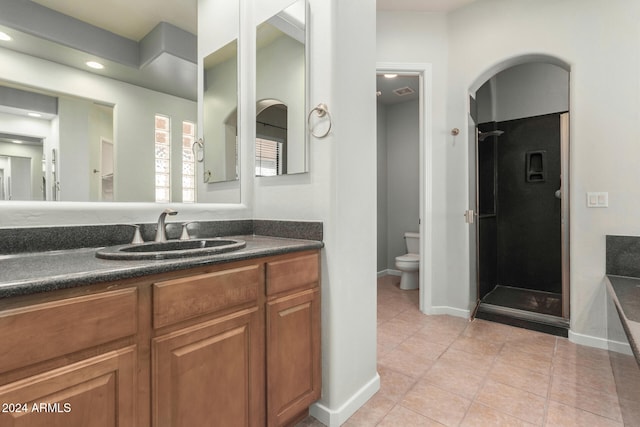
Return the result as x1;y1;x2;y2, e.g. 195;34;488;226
153;264;262;329
0;288;137;373
266;253;319;296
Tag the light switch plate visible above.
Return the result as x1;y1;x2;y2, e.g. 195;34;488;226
587;192;608;208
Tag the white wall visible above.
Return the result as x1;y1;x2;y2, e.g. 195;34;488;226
477;62;569;123
252;1;379;424
376;11;454;311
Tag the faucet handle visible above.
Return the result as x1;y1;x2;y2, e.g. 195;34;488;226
122;224;144;244
180;222;195;240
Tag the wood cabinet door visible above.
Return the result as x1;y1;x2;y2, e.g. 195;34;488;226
0;346;136;427
267;288;320;427
152;307;264;427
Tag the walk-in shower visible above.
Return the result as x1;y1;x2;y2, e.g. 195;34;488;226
474;114;569;336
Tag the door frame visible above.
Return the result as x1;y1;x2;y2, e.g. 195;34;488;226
377;62;433;314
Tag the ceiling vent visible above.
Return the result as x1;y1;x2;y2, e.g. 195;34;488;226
393;86;415;97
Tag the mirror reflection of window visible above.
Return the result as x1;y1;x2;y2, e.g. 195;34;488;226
256;102;287;177
256;138;283;176
182;121;196;203
155;114;171;203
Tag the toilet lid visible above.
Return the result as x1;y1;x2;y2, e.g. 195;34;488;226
396;254;419;262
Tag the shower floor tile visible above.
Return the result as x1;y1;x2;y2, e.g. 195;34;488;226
296;276;627;427
482;284;563;317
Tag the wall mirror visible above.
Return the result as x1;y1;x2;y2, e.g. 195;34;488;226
202;39;239;184
255;0;308;177
0;0;241;203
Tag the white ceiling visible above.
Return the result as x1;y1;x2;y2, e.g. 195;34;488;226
31;0;475;42
31;0;197;41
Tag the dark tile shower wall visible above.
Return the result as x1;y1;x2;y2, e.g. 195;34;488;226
478;113;563;296
497;113;562;293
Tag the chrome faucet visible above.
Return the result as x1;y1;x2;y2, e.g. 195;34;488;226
155;208;178;242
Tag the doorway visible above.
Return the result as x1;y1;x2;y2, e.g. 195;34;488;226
471;61;570;335
376;62;433;313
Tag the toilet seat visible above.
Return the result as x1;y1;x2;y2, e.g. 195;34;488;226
395;254;419;271
396;254;419;263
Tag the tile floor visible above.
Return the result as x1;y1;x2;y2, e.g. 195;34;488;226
297;275;640;426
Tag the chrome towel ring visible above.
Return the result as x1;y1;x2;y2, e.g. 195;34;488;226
307;103;332;138
192;138;205;162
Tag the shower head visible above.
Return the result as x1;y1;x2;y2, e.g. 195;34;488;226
478;130;504;142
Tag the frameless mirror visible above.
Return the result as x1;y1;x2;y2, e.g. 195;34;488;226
255;0;308;177
202;39;239;184
0;0;207;203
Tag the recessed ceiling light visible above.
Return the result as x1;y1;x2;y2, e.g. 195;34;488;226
28;112;42;118
384;73;398;79
0;32;11;41
86;61;104;70
12;140;23;144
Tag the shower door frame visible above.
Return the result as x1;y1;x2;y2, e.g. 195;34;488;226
471;112;570;321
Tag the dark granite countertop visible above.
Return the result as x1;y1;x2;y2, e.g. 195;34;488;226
606;275;640;365
0;235;323;299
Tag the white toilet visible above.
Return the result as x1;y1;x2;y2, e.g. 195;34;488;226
395;232;420;290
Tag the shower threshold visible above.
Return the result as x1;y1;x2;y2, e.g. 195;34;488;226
476;285;569;337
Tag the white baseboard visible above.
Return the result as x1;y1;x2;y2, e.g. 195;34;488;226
425;305;470;319
377;269;401;278
568;330;633;356
309;373;380;427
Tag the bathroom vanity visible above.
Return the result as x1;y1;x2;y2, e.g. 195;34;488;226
0;224;322;427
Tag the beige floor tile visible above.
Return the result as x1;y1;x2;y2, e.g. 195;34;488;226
475;379;546;425
416;323;462;347
554;338;612;369
545;400;623;427
439;347;497;375
549;374;623;422
377;327;405;358
377;365;418;402
496;345;552;376
378;317;423;338
395;308;434;326
422;361;486;399
400;382;471;426
343;394;395;426
488;358;551;397
552;357;617;395
377;405;446;426
397;333;448;360
462;318;515;342
295;416;326;427
503;332;557;358
378;347;436;378
460;402;536;427
322;276;634;427
450;335;504;357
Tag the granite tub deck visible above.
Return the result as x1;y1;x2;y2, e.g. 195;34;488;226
0;220;323;299
606;235;640;366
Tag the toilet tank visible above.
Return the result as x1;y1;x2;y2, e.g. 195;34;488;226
404;232;420;254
